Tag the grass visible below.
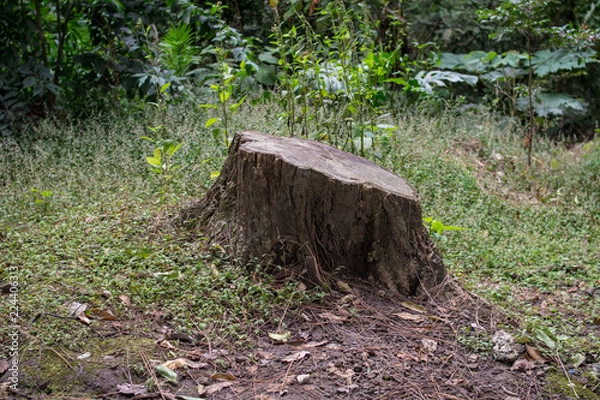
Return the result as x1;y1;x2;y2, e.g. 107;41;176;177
1;100;599;392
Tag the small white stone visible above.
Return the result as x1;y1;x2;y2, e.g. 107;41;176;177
296;374;310;384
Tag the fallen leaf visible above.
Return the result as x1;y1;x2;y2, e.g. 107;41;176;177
158;340;176;350
319;312;348;323
268;331;291;343
510;358;536;372
525;345;548;363
394;312;425;322
176;395;205;400
0;382;8;399
282;351;310;363
421;339;438;353
117;294;131;306
88;308;117;321
156;364;178;383
164;358;207;370
117;383;147;395
77;352;91;360
210;372;237;381
69;302;91;325
338;294;357;305
401;301;426;314
204;381;233;395
303;340;329;348
396;351;420;361
297;282;307;291
0;360;8;374
336;280;352;293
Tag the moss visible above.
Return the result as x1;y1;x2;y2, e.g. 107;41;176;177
20;336;155;398
546;373;600;400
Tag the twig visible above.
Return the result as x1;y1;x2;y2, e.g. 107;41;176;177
139;349;167;400
47;347;75;371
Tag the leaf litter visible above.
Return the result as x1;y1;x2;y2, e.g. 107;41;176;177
11;277;588;399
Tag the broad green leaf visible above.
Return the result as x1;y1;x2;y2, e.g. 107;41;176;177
516;93;586;117
430;220;445;234
160;82;171;93
258;52;280;65
219;91;230;103
437;53;466;70
164;142;183;157
210;171;220;179
146;157;162;168
383;77;409;86
156;364;178;383
205;117;220;128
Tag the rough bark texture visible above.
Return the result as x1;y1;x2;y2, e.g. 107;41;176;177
178;131;446;296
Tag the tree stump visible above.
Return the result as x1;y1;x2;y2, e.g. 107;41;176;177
178;131;446;296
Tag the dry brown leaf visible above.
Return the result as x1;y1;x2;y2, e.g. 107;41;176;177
117;294;131;306
303;340;329;348
164;358;207;370
116;383;147;395
211;372;238;381
525;345;548;363
202;381;233;395
421;339;438;353
396;351;420;361
88;308;117;321
319;312;348;323
69;302;91;325
0;360;8;375
158;340;176;350
282;351;310;363
394;312;425;322
510;358;536;372
401;301;426;314
336;280;352;293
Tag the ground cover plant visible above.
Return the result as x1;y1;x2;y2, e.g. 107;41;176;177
0;101;598;398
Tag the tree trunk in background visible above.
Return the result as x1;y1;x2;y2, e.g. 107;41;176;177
177;131;446;296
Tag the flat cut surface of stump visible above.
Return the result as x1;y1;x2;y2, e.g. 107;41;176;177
179;131;446;296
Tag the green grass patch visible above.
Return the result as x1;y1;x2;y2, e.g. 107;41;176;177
1;102;598;376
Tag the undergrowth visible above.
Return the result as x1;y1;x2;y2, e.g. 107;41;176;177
0;101;598;380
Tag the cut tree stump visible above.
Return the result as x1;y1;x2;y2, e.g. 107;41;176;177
178;131;446;296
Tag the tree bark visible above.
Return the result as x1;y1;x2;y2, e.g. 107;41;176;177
178;131;446;296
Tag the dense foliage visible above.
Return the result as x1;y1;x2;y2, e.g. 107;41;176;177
1;0;599;143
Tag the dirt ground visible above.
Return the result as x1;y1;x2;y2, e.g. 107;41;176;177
3;277;582;400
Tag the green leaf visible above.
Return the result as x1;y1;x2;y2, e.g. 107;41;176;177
198;103;218;109
516;93;586;117
383;78;409;86
205;117;220;128
140;136;155;142
210;171;221;179
146;157;162;168
219;91;230;103
430;220;445;234
258;51;280;65
164;141;183;157
156;364;178;383
228;95;247;112
160;82;171;94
